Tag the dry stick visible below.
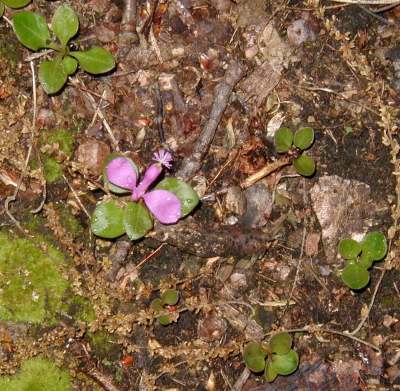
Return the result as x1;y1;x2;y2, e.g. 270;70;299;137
4;61;37;233
177;61;245;180
121;0;137;31
62;174;90;218
82;367;122;391
240;157;291;189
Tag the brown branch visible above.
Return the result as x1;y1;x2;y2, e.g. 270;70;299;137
177;61;246;180
121;0;137;33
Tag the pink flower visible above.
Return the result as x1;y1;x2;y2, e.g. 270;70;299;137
105;151;181;224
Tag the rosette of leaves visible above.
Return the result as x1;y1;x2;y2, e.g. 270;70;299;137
150;289;180;326
243;332;299;383
0;0;30;17
338;231;387;290
91;151;199;240
12;4;115;94
274;127;315;176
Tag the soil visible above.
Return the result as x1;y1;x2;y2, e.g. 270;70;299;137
1;1;400;390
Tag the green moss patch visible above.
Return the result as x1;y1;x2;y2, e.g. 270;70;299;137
0;232;69;324
0;357;71;391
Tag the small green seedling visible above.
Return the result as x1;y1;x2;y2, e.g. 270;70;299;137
150;289;180;326
338;231;387;290
12;4;115;94
274;127;315;176
243;332;299;382
0;0;30;17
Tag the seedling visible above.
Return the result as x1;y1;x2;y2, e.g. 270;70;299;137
0;0;30;17
274;127;315;176
243;332;299;382
150;289;180;326
91;149;199;240
338;231;387;290
12;4;115;94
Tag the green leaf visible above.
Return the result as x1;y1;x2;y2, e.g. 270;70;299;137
358;253;373;269
62;56;78;75
293;154;315;176
150;298;163;312
161;289;179;306
341;263;370;290
156;178;199;217
274;127;293;153
123;202;153;240
13;12;51;50
2;0;31;9
293;127;314;150
361;232;387;261
70;47;115;74
0;3;5;17
264;360;278;382
269;332;292;355
338;239;362;260
91;200;125;239
103;153;138;194
51;4;79;47
243;342;267;373
158;314;172;326
271;350;299;376
38;59;68;94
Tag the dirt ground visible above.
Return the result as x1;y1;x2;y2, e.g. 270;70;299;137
1;0;400;390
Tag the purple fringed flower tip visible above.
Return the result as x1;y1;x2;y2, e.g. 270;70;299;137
153;149;173;169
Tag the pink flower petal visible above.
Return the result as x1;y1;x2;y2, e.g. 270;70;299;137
143;189;181;224
106;157;137;190
131;163;162;201
153;149;173;169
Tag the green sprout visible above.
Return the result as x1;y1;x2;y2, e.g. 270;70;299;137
150;289;180;326
12;4;115;94
274;127;315;176
0;0;30;17
243;332;299;382
338;231;387;290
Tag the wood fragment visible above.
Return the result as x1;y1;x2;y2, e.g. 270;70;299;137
177;61;246;180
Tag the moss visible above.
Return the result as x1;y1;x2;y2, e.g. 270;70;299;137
45;129;75;158
43;157;63;183
63;295;96;323
55;204;84;237
88;330;120;360
0;357;71;391
0;33;21;67
0;232;69;325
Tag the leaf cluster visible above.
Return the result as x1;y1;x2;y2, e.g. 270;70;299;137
12;4;115;94
150;289;180;326
91;155;199;240
338;231;387;290
274;127;315;176
243;332;299;382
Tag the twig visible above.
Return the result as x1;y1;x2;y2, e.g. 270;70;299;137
121;0;137;32
177;61;245;180
154;82;165;144
136;243;166;269
240;157;291;189
206;149;240;191
62;174;90;218
4;61;37;233
82;367;122;391
233;367;250;391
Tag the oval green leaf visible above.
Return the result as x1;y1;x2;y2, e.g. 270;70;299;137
158;314;172;326
2;0;31;9
338;239;362;260
51;4;79;47
123;202;153;240
103;153;138;194
62;56;78;75
264;360;278;382
39;59;68;94
161;289;179;306
156;178;199;217
13;12;51;50
361;232;387;261
274;127;293;153
91;200;125;239
341;263;370;290
293;154;315;177
358;253;373;269
293;127;314;150
70;47;115;74
243;342;267;373
271;350;299;376
150;298;163;312
269;332;292;355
